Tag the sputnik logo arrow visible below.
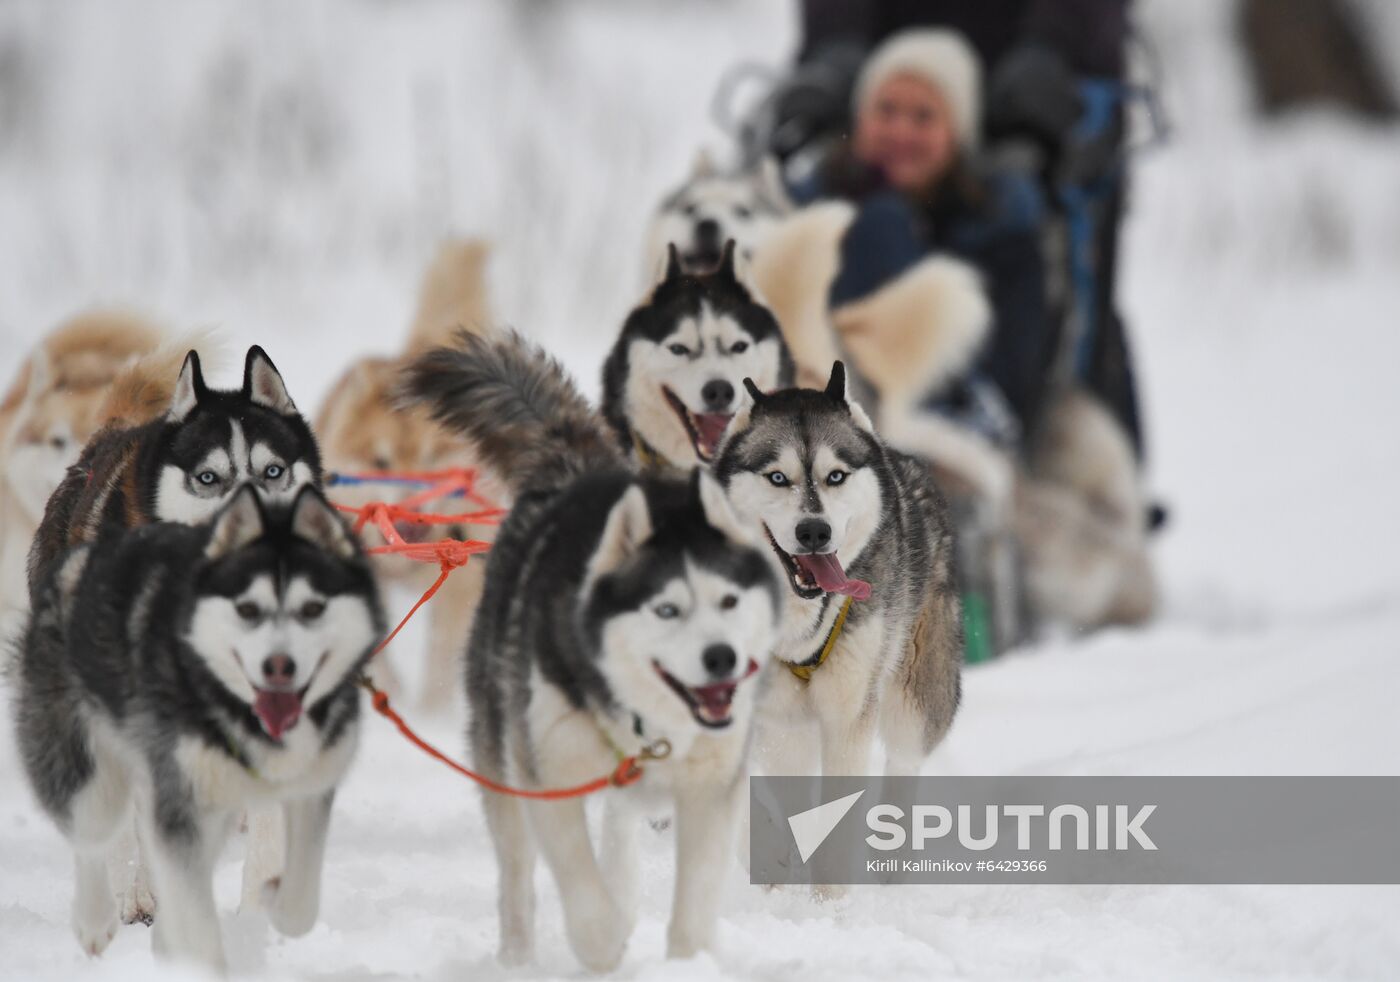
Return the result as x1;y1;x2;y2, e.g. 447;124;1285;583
787;789;865;862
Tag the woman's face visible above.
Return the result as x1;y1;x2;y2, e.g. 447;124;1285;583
853;72;957;193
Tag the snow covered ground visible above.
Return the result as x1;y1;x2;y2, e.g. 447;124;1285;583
2;0;1399;978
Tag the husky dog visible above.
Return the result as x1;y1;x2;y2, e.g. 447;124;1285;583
404;331;781;971
317;238;501;710
0;312;172;635
644;150;793;278
30;345;320;593
603;242;794;472
714;362;961;778
13;485;385;969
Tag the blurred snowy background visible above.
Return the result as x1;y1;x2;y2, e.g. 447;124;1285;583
2;0;1399;978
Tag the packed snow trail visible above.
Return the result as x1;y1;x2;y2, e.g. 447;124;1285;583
2;0;1398;978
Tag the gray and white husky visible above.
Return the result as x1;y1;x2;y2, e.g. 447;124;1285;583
644;150;792;278
602;242;793;471
404;331;781;971
714;362;962;778
13;485;385;970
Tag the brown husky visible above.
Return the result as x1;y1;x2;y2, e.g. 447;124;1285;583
315;239;502;711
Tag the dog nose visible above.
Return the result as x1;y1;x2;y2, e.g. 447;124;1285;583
794;518;831;553
261;653;296;687
701;379;735;411
695;218;721;246
702;643;737;678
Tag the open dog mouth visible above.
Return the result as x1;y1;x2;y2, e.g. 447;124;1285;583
653;658;761;729
250;653;327;741
392;519;435;544
680;246;723;273
662;386;731;462
763;526;873;601
253;686;306;741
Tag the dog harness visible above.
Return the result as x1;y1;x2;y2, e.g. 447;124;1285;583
788;595;855;681
630;430;670;472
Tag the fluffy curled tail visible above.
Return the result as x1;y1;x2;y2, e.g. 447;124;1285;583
99;328;224;426
407;238;493;354
400;330;622;494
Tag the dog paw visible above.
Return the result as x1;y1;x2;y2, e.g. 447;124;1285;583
566;899;628;973
118;879;156;926
498;937;533;968
666;916;717;960
811;881;847;903
261;876;318;937
73;896;119;957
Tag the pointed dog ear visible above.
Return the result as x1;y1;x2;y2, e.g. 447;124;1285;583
695;470;754;546
824;360;847;405
757;154;793;212
716;239;737;282
205;484;265;559
586;484;652;581
290;486;358;560
243;346;298;415
742;377;768;407
169;350;205;422
691;147;718;179
664;243;684;283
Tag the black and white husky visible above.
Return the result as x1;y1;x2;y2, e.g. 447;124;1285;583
13;485;385;970
714;362;962;778
29;345;321;593
404;331;781;971
602;242;793;471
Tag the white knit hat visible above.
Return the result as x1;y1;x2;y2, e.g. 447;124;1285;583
852;29;983;151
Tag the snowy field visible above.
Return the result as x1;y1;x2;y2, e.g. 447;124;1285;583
2;0;1399;979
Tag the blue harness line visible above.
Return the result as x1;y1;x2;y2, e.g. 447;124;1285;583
325;472;468;497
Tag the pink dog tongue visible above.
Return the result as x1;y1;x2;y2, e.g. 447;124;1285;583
254;689;303;740
691;680;737;719
794;553;873;600
693;413;732;457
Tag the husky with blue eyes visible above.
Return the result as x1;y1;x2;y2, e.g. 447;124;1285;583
30;345;321;593
404;330;782;972
714;361;962;781
13;485;384;970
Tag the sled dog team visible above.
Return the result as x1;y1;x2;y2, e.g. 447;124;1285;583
5;235;967;973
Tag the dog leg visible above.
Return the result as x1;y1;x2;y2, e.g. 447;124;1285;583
483;789;536;966
814;712;879;900
238;804;283;912
599;794;642;930
526;797;628;972
820;711;877;778
143;808;234;972
108;815;157;926
262;791;333;937
421;562;483;712
67;750;131;955
668;774;742;959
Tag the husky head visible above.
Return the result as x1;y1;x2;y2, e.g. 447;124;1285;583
715;362;881;602
152;346;321;525
2;344;143;523
187;484;384;742
315;356;468;545
580;472;779;733
602;242;794;470
645;151;793;277
2;354;103;523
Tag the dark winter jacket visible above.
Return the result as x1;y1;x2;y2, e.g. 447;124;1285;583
791;152;1054;438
